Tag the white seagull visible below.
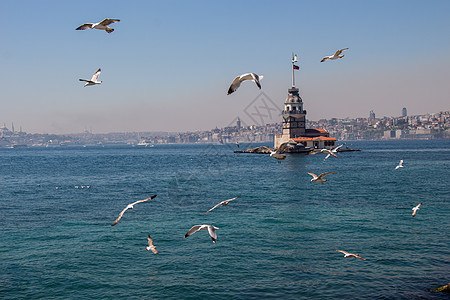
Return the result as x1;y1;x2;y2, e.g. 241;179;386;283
412;202;422;217
333;249;366;260
76;18;120;33
146;234;159;254
203;196;239;214
307;172;337;184
395;160;404;170
185;225;219;243
227;73;263;95
321;48;349;62
79;68;102;87
265;139;297;163
324;144;344;160
308;148;339;159
111;194;157;226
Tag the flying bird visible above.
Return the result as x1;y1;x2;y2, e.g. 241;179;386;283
79;68;102;87
412;202;422;217
227;73;263;95
307;172;337;183
308;148;339;159
395;160;404;170
76;18;120;33
321;48;349;62
324;144;344;160
203;196;239;214
111;195;157;226
146;234;159;254
333;249;366;260
184;225;219;243
264;140;298;163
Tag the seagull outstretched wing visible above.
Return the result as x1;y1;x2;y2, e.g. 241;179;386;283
111;195;157;226
99;19;120;26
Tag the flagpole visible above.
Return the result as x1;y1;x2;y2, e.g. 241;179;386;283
292;54;295;87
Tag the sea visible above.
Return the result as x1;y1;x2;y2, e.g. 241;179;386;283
1;140;449;299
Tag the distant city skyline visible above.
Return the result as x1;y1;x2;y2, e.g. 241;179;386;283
1;1;449;134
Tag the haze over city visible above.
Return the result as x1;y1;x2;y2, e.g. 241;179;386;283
1;0;449;134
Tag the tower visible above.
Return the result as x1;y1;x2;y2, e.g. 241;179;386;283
281;87;306;138
402;107;407;117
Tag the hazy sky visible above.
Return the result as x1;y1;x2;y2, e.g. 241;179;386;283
1;0;449;134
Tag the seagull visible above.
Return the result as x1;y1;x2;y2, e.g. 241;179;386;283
321;48;349;62
227;73;263;95
79;68;102;87
307;172;337;184
324;144;344;160
236;141;240;148
185;225;219;243
333;249;366;260
308;148;339;159
75;18;120;33
146;234;159;254
395;160;404;170
412;202;422;217
203;196;239;214
111;195;157;226
265;139;298;163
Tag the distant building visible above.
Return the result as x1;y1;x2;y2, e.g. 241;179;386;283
236;117;241;130
402;107;407;117
369;110;376;121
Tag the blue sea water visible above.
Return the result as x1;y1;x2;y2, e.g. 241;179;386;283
1;140;449;299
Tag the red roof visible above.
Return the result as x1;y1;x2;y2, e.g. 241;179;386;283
293;136;337;142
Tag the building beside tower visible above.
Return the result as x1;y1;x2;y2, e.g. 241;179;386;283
274;56;337;150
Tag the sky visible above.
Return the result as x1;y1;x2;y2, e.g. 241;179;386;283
1;0;449;134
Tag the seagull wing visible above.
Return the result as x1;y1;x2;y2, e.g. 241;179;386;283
324;153;331;160
79;79;90;82
334;249;350;255
250;73;262;89
99;19;120;26
147;235;159;254
354;254;366;260
111;206;129;226
260;146;274;152
307;172;318;179
307;149;321;155
90;68;101;82
335;48;349;56
76;23;93;30
185;225;202;238
334;144;344;151
277;140;296;153
317;172;337;179
207;226;217;243
130;194;157;206
321;57;329;62
322;149;338;158
203;202;223;214
276;142;288;153
227;76;242;95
